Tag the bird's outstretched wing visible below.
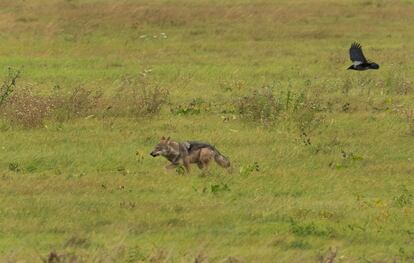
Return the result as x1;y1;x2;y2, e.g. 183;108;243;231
349;42;367;65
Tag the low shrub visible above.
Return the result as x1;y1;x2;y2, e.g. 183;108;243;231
0;87;55;128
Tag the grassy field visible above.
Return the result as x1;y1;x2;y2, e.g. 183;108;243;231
1;0;414;262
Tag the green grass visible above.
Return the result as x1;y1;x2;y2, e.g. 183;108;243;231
1;0;414;262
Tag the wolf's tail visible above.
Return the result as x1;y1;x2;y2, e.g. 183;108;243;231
213;148;231;168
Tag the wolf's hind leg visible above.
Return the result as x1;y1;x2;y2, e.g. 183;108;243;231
197;162;205;170
199;149;212;170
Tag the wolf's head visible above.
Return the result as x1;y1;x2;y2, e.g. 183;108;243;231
150;136;171;157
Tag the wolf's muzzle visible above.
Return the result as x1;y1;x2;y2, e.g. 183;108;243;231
150;151;159;157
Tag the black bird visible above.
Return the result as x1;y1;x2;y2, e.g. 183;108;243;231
347;42;379;70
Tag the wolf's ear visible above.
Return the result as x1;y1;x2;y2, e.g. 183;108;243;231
161;136;165;140
166;136;170;141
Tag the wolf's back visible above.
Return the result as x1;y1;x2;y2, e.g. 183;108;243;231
186;141;213;152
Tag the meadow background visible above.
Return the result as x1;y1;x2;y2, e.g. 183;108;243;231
0;0;414;262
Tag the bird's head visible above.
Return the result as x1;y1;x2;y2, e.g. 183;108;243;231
370;63;379;69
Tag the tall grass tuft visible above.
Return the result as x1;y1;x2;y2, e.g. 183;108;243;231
53;87;103;122
111;75;169;118
235;87;322;129
236;87;282;125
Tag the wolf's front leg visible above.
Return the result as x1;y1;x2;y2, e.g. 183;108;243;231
165;163;178;170
182;157;191;173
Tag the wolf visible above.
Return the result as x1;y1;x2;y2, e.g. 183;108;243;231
150;136;231;173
